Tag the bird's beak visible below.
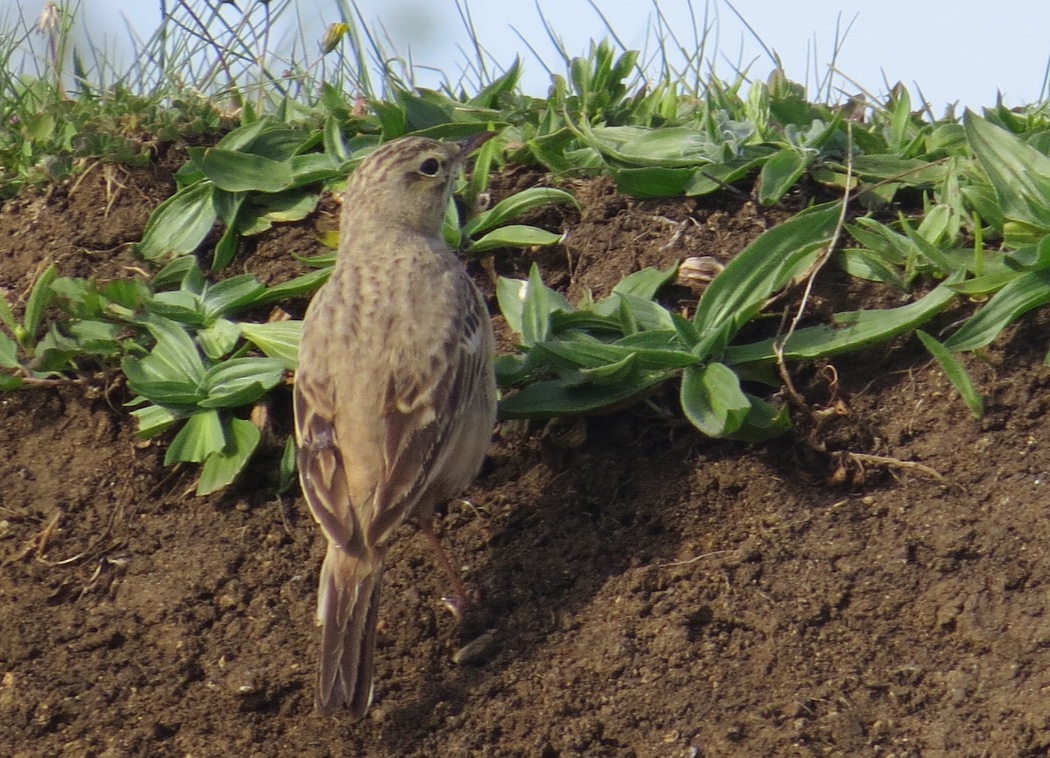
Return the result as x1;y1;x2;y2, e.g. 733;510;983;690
454;131;495;160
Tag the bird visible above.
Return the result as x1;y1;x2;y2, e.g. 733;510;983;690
293;132;497;717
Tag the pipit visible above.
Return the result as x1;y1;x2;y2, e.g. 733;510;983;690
293;133;497;717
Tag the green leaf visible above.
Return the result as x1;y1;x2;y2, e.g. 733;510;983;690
0;333;19;368
964;111;1050;233
463;188;578;238
496;276;528;337
138;183;217;260
611;166;697;198
21;263;58;348
694;202;841;333
164;409;226;464
132;317;207;387
727;276;961;364
145;290;206;327
0;291;17;335
521;264;568;345
197;318;242;360
498;375;664;418
467;225;563;253
197;417;261;496
203;275;267;320
757;148;809;205
240;321;302;370
680;362;750;437
200;357;285;408
0;374;24;390
278;434;298;493
916;330;983;417
943;268;1050;352
188;148;293;193
214;118;271;152
610;266;677;300
251;269;330;309
129;403;181;437
730;395;791;442
288;153;343;187
535;340;699;371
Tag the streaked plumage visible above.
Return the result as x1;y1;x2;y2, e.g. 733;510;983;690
293;133;496;717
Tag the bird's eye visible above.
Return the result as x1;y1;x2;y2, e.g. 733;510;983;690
417;157;441;176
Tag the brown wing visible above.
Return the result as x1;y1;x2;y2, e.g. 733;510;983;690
294;367;366;554
366;277;493;546
294;275;492;554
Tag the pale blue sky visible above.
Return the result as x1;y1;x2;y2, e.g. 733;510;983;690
18;1;1050;113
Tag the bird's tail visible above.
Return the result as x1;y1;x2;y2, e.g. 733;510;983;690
315;543;385;717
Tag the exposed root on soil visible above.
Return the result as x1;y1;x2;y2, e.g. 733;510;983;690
836;451;965;492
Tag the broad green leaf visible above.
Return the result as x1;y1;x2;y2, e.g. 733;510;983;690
255;189;321;223
520;265;571;344
0;374;24;390
277;434;298;493
214;118;271;152
21;263;57;348
694;202;841;332
462;188;578;238
23;112;56;142
164;409;226;464
240;321;302;370
757;148;808;205
0;292;17;335
947;270;1019;296
591;292;675;331
496;276;528;337
611;166;697;198
467;225;563;253
145;290;206;327
730;395;792;442
685;160;759;196
847;155;947;185
138;182;217;260
129;403;181;437
726;276;960;364
916;330;983;417
837;248;908;290
140;318;207;385
498;375;664;418
680;362;750;437
211;222;241;272
69;320;123;355
122;374;205;407
151;255;203;290
200;357;285;408
610;266;677;300
469;56;521;108
442;197;462;249
189;147;292;192
0;333;18;368
964;111;1050;232
578;353;638;383
203;275;267;319
943;268;1050;352
197;417;261;496
197;318;241;360
535;340;699;371
251;269;330;308
288;153;343;187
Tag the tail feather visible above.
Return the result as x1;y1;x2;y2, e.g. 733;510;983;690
315;543;385;717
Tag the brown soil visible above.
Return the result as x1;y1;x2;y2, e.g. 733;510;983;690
2;150;1050;758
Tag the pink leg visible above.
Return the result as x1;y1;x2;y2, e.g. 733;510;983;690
417;519;473;619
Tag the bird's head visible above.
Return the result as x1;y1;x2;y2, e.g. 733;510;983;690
343;132;493;236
